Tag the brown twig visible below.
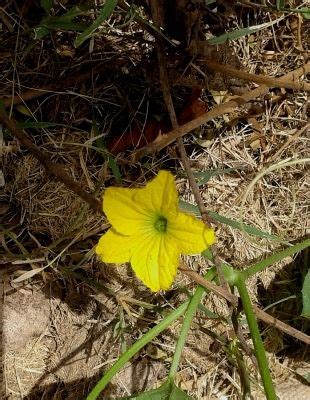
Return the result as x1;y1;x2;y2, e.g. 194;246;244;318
179;265;310;345
149;1;213;226
203;59;310;91
132;85;268;160
132;63;310;160
0;105;102;213
179;264;236;304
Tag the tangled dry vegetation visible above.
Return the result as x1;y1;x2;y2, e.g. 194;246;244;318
0;1;309;399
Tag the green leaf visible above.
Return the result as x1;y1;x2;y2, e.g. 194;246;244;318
33;26;50;40
74;0;118;48
194;168;237;186
40;0;53;13
276;0;285;10
107;155;122;184
179;200;277;240
34;4;89;39
207;18;283;45
301;269;310;318
201;248;214;262
299;7;310;19
118;380;192;400
243;239;310;280
301;372;310;383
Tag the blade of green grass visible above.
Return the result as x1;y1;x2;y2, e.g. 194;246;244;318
17;121;59;129
40;0;53;13
194;168;237;186
34;4;89;39
276;0;286;10
74;0;118;48
207;17;283;45
302;269;310;318
118;380;192;400
179;200;277;240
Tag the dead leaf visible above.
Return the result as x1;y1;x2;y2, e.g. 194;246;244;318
210;90;228;105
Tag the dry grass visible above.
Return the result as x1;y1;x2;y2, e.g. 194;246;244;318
1;1;309;399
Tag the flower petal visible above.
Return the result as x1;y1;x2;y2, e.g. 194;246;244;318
103;187;151;235
135;170;178;216
96;228;132;263
130;233;180;292
168;212;216;254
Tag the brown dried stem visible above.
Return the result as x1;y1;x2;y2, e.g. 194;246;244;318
132;63;310;160
2;58;128;108
203;59;310;91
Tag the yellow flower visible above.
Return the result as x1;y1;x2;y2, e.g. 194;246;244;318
96;170;215;292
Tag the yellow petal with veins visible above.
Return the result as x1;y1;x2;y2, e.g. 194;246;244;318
103;187;151;235
168;211;216;254
96;228;131;263
135;170;178;216
98;170;216;292
130;233;180;291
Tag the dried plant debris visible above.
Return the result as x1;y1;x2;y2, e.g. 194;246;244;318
1;0;309;399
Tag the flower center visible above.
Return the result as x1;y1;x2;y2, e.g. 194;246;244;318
154;216;167;233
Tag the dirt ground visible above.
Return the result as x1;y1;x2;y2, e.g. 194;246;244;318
1;1;309;399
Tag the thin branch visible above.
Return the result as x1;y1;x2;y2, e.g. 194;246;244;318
203;59;310;91
132;63;310;160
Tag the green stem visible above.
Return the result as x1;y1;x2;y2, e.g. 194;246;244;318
86;301;189;400
235;274;277;400
169;269;215;379
243;238;310;280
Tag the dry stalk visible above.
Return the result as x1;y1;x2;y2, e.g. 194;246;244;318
132;63;310;160
203;59;310;91
2;59;128;108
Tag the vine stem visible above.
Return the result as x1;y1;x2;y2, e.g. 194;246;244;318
242;238;310;280
169;269;215;379
234;273;277;400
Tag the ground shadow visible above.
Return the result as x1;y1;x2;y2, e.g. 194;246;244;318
257;247;310;359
